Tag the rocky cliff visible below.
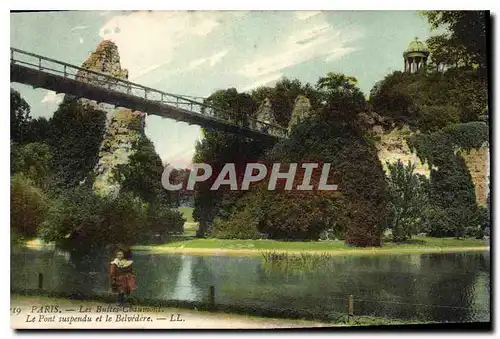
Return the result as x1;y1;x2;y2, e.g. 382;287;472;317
288;95;313;133
458;146;490;206
358;111;489;206
74;40;146;197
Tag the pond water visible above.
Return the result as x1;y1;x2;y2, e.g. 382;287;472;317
11;248;490;323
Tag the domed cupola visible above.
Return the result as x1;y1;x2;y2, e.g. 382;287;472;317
403;37;430;73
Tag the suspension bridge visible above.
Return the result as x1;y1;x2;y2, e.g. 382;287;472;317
10;48;287;142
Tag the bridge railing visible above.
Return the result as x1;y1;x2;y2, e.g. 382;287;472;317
10;47;287;138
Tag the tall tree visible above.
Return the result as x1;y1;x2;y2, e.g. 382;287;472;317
426;34;472;71
423;11;488;71
49;99;106;188
115;136;169;205
386;160;429;242
11;142;53;190
316;73;367;121
193;88;272;236
10;88;31;143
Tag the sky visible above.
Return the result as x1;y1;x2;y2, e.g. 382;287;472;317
10;10;433;168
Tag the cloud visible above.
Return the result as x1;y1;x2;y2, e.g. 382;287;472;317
94;11;361;164
209;50;228;67
295;11;322;21
188;57;208;70
71;25;88;31
183;50;229;71
99;11;228;80
129;62;168;81
238;15;361;79
239;73;282;92
41;91;64;105
324;47;357;62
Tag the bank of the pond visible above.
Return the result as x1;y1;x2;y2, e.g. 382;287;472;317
131;237;489;257
10;294;430;329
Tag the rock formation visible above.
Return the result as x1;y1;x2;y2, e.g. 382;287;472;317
376;126;432;178
358;111;490;206
458;145;490;206
288;95;313;133
357;112;431;177
73;40;146;197
253;98;277;132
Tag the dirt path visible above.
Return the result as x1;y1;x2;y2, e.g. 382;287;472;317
11;295;331;329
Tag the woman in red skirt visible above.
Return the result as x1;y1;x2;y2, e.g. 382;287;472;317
109;249;137;305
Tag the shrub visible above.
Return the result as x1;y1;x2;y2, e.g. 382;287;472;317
146;203;185;240
39;188;185;251
210;215;262;240
11;173;49;239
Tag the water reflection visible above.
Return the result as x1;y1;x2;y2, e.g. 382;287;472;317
11;249;490;322
171;255;201;301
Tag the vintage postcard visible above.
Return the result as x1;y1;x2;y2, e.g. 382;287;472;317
10;10;490;330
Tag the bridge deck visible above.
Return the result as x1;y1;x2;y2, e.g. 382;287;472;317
10;48;285;142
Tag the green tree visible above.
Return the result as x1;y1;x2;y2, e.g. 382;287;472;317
49;99;106;188
25;117;53;144
193;130;269;236
11;173;49;240
422;11;487;70
408;122;488;238
203;73;386;245
204;88;258;126
39;186;185;252
369;70;487;131
10;88;31;143
215;115;388;245
147;203;185;241
115;136;169;205
193;88;272;237
386;160;429;242
268;78;305;127
316;73;367;121
11;142;53;189
168;167;193;207
426;34;472;71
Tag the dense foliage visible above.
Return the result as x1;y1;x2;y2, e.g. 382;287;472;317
39;188;185;251
11;173;49;242
49;99;107;188
198;11;490;244
11;11;490;250
422;11;487;71
10;89;185;252
11;142;53;190
385;160;429;242
10;89;31;144
407;122;488;238
115;136;168;204
369;69;487;132
197;74;386;246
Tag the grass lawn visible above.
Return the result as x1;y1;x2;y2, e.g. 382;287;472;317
132;236;488;256
177;207;194;223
